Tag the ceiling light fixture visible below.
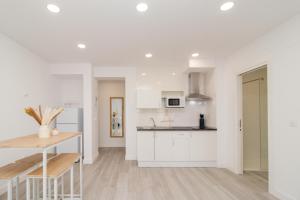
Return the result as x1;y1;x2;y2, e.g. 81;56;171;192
192;53;199;57
136;3;148;12
220;2;235;11
172;72;176;76
141;72;147;76
77;43;86;49
145;53;153;58
47;4;60;13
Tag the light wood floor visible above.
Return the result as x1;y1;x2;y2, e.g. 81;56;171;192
1;148;277;200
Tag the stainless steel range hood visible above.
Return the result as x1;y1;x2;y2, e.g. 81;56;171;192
186;72;211;101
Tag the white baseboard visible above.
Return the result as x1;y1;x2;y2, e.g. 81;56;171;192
138;161;217;168
269;186;296;200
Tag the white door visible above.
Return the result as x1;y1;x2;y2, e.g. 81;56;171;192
190;132;217;161
172;133;190;161
243;80;261;170
155;132;173;161
137;132;155;161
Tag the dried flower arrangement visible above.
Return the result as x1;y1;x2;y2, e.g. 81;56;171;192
25;106;64;138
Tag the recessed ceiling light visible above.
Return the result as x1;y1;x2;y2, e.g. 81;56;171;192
141;72;147;76
220;2;235;11
172;72;176;76
47;4;60;13
145;53;153;58
192;53;199;57
77;43;86;49
136;3;148;12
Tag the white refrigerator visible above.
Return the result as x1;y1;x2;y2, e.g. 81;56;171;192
56;108;83;153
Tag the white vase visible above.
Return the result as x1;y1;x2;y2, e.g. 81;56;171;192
38;125;51;138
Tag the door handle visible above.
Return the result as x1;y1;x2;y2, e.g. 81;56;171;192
239;119;242;132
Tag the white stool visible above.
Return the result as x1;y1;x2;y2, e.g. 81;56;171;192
26;153;79;200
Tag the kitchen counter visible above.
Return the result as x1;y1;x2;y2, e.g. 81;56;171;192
137;126;217;131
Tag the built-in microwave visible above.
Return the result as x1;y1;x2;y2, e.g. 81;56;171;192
164;97;185;108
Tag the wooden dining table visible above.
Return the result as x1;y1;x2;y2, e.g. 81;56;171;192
0;132;83;200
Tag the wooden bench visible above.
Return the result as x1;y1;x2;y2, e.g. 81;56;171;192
27;153;80;200
14;153;56;165
0;153;56;200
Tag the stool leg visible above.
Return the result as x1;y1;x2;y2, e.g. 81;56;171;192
7;180;12;200
36;179;40;200
54;178;58;200
15;177;19;200
61;176;64;200
48;179;51;199
33;179;36;200
26;178;30;200
70;166;74;200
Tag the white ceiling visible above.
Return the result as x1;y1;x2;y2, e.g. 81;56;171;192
0;0;300;67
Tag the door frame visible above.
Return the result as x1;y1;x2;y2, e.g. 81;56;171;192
236;63;269;174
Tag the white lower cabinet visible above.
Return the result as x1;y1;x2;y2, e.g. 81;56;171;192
137;131;155;161
190;132;217;161
155;132;173;161
137;130;217;167
172;133;190;161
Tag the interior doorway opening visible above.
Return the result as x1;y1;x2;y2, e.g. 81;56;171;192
241;66;268;180
97;79;126;150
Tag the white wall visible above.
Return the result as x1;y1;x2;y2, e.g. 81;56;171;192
0;33;58;167
98;80;125;147
50;63;98;164
94;67;137;160
137;104;208;127
219;14;300;200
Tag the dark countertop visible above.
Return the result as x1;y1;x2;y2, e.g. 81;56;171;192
137;126;217;131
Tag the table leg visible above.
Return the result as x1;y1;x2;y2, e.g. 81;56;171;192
42;150;48;200
70;166;74;200
80;135;83;200
7;180;12;200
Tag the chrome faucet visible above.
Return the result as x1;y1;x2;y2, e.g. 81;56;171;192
150;117;157;128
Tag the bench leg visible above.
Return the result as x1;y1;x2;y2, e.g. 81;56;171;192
7;180;12;200
61;176;64;200
48;179;51;199
42;151;47;200
15;177;19;200
26;178;30;200
33;179;36;200
54;178;58;200
70;166;74;200
36;179;40;200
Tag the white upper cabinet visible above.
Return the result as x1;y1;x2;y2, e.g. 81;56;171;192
137;88;161;109
137;131;155;161
190;131;217;161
